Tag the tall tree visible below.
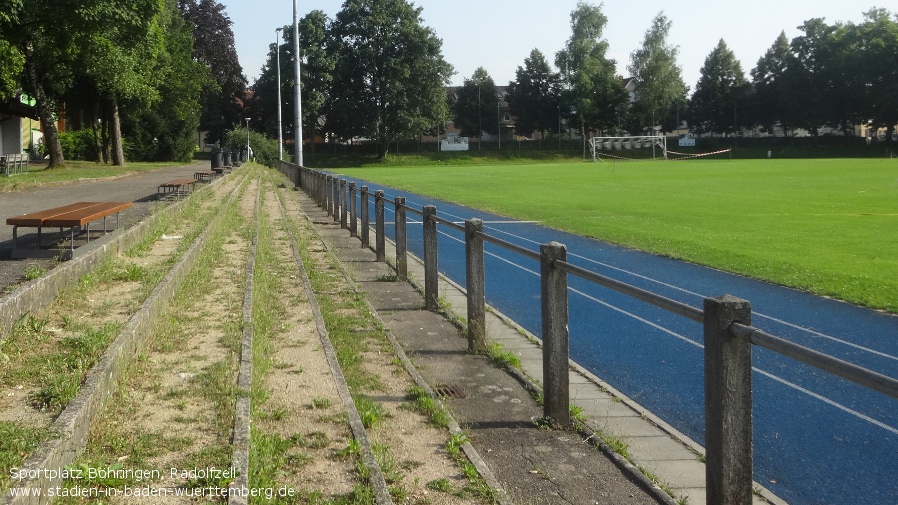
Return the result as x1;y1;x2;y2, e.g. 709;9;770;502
252;11;335;159
506;49;560;140
627;12;687;134
122;2;209;162
852;9;898;141
688;39;749;136
328;0;453;157
298;11;335;157
750;31;793;135
7;0;164;167
452;67;498;143
785;18;839;137
555;2;627;140
80;0;163;166
178;0;246;146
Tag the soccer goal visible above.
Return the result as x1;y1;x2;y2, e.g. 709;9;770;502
588;135;667;161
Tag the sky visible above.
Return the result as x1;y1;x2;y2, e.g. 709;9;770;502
218;0;877;90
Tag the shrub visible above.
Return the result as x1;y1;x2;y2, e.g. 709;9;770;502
223;127;280;168
58;129;99;161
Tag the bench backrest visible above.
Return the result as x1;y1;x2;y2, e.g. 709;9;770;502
3;153;29;177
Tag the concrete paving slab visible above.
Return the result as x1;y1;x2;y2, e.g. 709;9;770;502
624;436;699;462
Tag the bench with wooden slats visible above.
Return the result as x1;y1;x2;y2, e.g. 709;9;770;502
157;178;197;200
194;170;217;183
6;201;132;255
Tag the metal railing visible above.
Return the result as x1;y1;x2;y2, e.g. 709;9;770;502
281;162;898;505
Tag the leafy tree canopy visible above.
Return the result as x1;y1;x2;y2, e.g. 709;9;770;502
555;1;626;135
178;0;246;145
452;67;499;139
328;0;453;157
506;49;560;138
627;11;687;133
689;39;749;135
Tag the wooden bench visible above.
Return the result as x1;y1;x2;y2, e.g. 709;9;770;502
194;170;217;183
6;201;132;257
1;153;29;177
157;178;197;200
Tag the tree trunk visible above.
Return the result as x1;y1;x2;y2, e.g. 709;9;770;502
110;97;125;166
90;106;103;163
24;44;65;168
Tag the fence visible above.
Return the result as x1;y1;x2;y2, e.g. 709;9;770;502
278;161;898;505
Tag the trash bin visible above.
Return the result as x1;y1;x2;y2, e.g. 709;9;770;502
223;151;232;167
211;148;223;169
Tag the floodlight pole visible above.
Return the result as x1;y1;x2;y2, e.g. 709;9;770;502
275;27;283;161
293;0;303;168
497;101;501;151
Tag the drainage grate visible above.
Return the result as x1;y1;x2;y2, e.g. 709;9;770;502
434;384;466;399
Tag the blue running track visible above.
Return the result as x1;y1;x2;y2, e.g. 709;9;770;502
336;175;898;505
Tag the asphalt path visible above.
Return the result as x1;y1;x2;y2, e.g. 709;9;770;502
340;175;898;505
0;162;206;286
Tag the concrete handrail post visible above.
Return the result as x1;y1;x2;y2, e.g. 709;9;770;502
703;295;753;505
332;178;339;223
349;183;358;237
395;197;407;281
318;172;325;207
375;191;385;262
340;179;347;229
328;175;335;214
321;175;331;215
465;219;486;352
541;241;570;426
360;186;370;248
423;205;439;311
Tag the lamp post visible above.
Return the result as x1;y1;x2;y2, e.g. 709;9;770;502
245;117;251;162
275;27;283;161
293;0;303;167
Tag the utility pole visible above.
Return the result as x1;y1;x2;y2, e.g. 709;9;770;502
293;0;303;167
275;27;283;161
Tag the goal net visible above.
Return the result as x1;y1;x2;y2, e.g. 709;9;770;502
588;135;667;161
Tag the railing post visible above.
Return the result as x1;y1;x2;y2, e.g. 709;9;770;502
318;174;330;214
465;219;486;352
361;186;370;248
394;197;407;281
703;295;753;505
340;179;347;229
375;190;385;262
541;241;570;426
324;175;334;216
332;178;339;223
349;183;358;237
318;172;325;207
423;205;439;311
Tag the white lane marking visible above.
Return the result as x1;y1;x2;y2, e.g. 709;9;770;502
481;222;898;362
438;229;898;434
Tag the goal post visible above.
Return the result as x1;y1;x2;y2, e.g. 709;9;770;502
588;135;667;161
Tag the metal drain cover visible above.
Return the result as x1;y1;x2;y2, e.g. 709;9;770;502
434;384;466;399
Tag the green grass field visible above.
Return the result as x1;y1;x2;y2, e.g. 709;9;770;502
336;158;898;313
